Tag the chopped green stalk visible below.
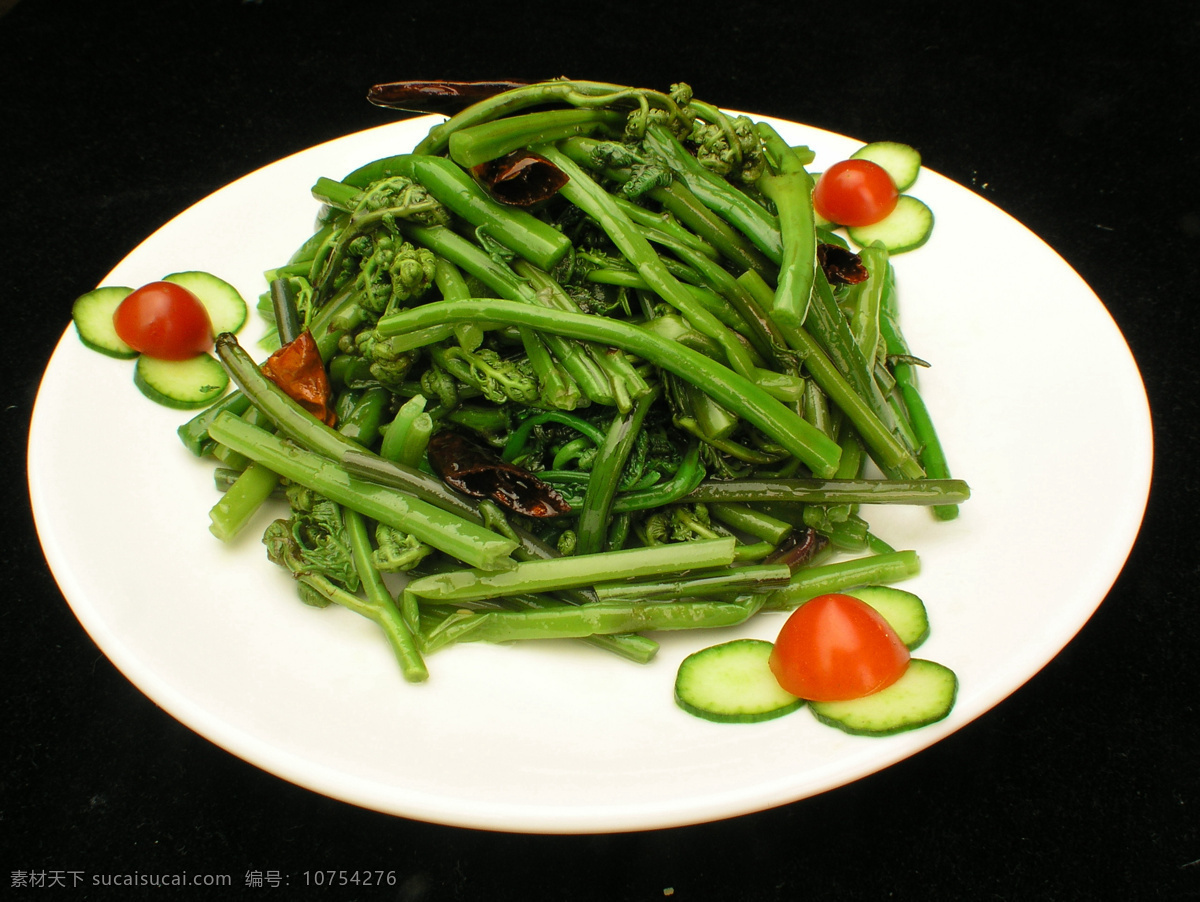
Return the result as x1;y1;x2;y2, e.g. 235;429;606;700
521;325;583;411
642;124;783;263
803;377;835;439
421;595;763;653
511;260;640;400
500;593;660;664
443;404;511;436
847;243;889;370
207;461;280;542
316;160;568;272
755;122;817;327
373;299;843;477
405;537;738;604
647;228;782;363
880;270;960;520
178;391;252;456
411;79;681;156
866;531;897;555
310;175;362;211
823;427;868;525
576;388;659;555
739;270;922;479
612;194;720;261
342;508;427;680
269;277;304;344
686;476;970;506
806;508;870;551
678;378;740;441
338;385;389;448
338;450;589;575
434;258;483;351
707;502;794;545
449;108;626;168
402;225;617;407
733;541;778;562
592;563;792;601
763;550;922;610
379;394;433;466
652;182;778;286
367;323;461;354
208;412;519;572
651;188;775;281
803;270;900;445
536;145;759;383
407;155;572;269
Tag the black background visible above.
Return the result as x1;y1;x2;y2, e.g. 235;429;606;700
4;1;1198;899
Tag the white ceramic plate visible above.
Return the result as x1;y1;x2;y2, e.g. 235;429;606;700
28;113;1152;834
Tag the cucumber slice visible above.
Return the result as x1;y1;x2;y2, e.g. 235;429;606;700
850;141;922;192
133;353;230;409
845;586;930;650
674;638;804;723
162;270;248;335
71;286;137;359
809;659;957;736
847;195;934;254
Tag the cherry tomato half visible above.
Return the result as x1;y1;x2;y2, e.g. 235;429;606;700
768;593;910;701
112;281;214;360
812;159;899;227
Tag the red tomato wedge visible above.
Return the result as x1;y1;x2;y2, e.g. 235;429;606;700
112;281;214;360
769;593;910;701
812;159;899;227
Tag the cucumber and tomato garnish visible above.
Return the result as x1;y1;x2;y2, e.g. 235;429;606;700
71;271;247;409
674;588;957;735
812;141;934;254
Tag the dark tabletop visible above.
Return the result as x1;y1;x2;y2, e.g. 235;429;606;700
4;1;1198;899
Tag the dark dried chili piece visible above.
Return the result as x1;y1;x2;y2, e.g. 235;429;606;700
817;243;870;285
764;527;829;571
471;150;570;207
261;330;337;427
427;430;571;518
366;80;529;115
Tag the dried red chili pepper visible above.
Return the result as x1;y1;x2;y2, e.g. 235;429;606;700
427;431;571;518
471;150;570;207
817;243;870;285
260;330;337;427
764;527;829;572
366;80;529;115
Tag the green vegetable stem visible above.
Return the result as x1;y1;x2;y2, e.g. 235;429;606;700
373;300;843;477
176;79;970;686
208;412;520;572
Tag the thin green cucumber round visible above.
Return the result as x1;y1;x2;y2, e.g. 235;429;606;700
674;638;804;724
847;195;934;254
133;353;230;409
163;270;248;335
71;286;137;359
809;659;957;736
850;141;923;192
845;585;930;650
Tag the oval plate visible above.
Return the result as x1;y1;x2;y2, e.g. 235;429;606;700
28;113;1152;834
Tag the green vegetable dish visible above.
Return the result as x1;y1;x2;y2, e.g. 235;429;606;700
169;79;968;686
